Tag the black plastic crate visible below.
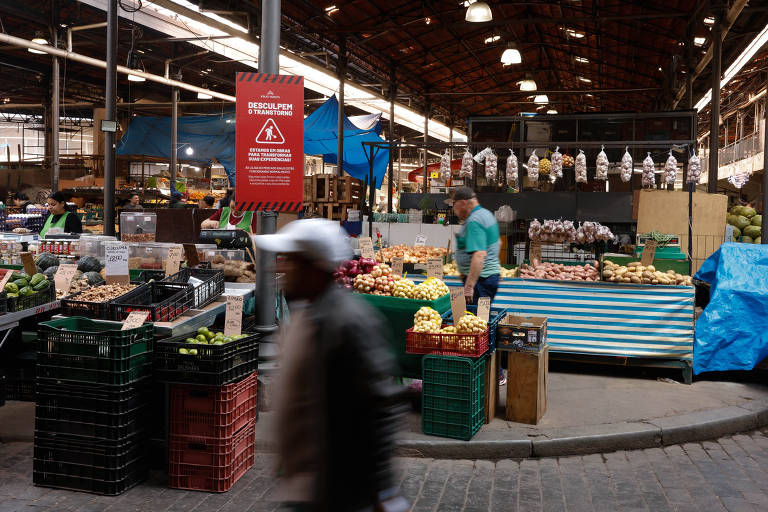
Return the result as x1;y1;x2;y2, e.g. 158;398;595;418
154;333;260;385
34;431;148;470
0;373;5;406
162;268;224;309
37;357;152;386
3;365;35;401
38;317;153;360
33;458;148;496
111;281;193;322
60;285;142;320
36;377;151;414
35;404;150;441
8;283;55;313
0;290;7;315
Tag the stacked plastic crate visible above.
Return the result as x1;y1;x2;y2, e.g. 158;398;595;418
33;317;154;495
167;371;257;492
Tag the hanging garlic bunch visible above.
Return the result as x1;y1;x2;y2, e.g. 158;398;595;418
664;150;678;187
485;150;498;182
506;149;518;186
595;145;609;181
642;152;656;188
527;150;540;181
687;151;702;185
620;147;633;183
575;149;587;183
460;148;474;178
550;146;563;180
439;149;451;181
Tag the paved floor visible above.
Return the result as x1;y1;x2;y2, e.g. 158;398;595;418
2;428;768;511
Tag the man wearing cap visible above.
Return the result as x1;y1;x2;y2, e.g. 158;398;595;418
448;186;501;304
252;219;406;512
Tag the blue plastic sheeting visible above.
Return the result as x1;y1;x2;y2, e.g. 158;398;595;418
304;95;390;186
117;115;237;185
693;242;768;374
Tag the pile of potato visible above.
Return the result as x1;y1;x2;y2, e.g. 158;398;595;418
602;261;692;286
519;261;600;281
377;244;448;264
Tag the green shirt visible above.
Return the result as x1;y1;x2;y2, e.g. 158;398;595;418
455;205;501;278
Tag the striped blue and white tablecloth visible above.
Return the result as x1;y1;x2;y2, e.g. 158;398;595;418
437;276;695;360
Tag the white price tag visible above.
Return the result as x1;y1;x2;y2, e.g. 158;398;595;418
224;294;244;336
122;311;149;330
104;242;130;284
477;297;491;323
391;257;404;277
414;234;427;247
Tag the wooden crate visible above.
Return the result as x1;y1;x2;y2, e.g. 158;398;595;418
504;346;548;424
303;176;314;202
317;203;353;221
306;174;334;202
335;176;363;203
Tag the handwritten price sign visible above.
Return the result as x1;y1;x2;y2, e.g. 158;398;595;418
104;243;130;284
224;294;244;336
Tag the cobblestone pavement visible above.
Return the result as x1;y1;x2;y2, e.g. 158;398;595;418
1;429;768;511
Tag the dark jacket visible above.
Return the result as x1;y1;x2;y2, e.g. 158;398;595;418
276;285;404;511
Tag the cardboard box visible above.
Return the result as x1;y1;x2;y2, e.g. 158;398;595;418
496;314;547;352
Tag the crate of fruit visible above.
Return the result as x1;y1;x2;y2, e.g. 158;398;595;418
405;306;489;357
5;272;55;312
111;281;193;322
162;268;224;309
38;317;153;360
154;326;259;385
441;305;508;353
60;284;142;319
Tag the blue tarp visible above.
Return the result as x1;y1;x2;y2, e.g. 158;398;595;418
304;95;389;186
117;115;237;185
693;242;768;374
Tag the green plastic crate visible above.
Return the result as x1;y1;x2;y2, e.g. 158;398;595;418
360;293;451;379
38;317;153;360
421;355;485;441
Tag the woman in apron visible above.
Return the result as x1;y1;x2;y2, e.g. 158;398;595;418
40;192;82;238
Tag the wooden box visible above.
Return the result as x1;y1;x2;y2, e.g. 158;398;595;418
505;346;548;424
335;176;363;203
497;314;547;352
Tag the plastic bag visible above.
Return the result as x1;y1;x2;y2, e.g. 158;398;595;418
439;149;451;181
460;149;473;178
506;149;518;186
620;147;633;183
595;145;609;181
485;150;498;182
527;150;539;181
575;149;587;183
642;152;655;188
528;218;542;240
495;205;516;223
550;146;563;180
687;151;701;185
664;150;678;187
728;173;750;189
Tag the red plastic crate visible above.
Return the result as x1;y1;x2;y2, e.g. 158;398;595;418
168;426;254;493
169;372;257;416
405;326;489;357
169;421;254;467
170;376;257;438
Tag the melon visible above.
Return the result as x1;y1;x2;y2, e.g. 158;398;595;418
756;237;762;244
741;235;754;244
734;215;751;230
751;214;762;227
727;214;739;226
732;227;741;240
742;206;757;218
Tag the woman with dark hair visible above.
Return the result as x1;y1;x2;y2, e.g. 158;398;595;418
41;191;82;237
198;195;215;209
200;189;257;233
12;192;32;213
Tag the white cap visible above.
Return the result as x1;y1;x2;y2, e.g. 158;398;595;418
251;218;352;273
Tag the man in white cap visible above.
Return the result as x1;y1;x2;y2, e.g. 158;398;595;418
252;219;406;512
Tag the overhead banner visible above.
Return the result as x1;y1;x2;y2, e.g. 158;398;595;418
235;73;304;212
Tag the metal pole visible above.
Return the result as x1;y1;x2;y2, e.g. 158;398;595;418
51;33;60;193
423;102;430;194
708;15;722;193
337;38;346;178
763;95;768;243
103;0;117;236
369;148;375;237
387;67;395;213
170;87;177;197
256;0;280;331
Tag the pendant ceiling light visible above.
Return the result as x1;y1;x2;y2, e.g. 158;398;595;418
127;53;146;82
197;84;213;100
519;74;537;91
28;31;49;54
534;94;549;104
465;1;492;23
500;44;522;65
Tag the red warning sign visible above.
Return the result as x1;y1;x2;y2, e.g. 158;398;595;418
255;118;285;144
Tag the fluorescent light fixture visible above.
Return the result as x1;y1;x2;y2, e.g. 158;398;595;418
484;35;501;44
185;146;194;155
197;91;213;99
546;109;558;114
324;5;339;15
28;31;49;54
534;94;549;104
585;93;594;97
565;28;585;39
578;76;591;83
574;56;589;64
465;1;492;22
695;22;768;111
127;74;146;82
500;44;522;65
703;16;715;25
519;74;537;91
694;36;706;46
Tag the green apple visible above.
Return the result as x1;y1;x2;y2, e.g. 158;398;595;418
188;349;198;355
178;348;189;355
196;334;207;343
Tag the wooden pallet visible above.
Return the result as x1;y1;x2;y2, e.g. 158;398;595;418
303;174;364;203
316;203;354;221
335;176;363;203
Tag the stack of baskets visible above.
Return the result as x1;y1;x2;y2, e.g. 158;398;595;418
33;317;154;495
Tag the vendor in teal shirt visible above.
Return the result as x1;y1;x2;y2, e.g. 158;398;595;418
448;187;501;304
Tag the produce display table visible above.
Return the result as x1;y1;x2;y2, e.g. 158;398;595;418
443;276;695;383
